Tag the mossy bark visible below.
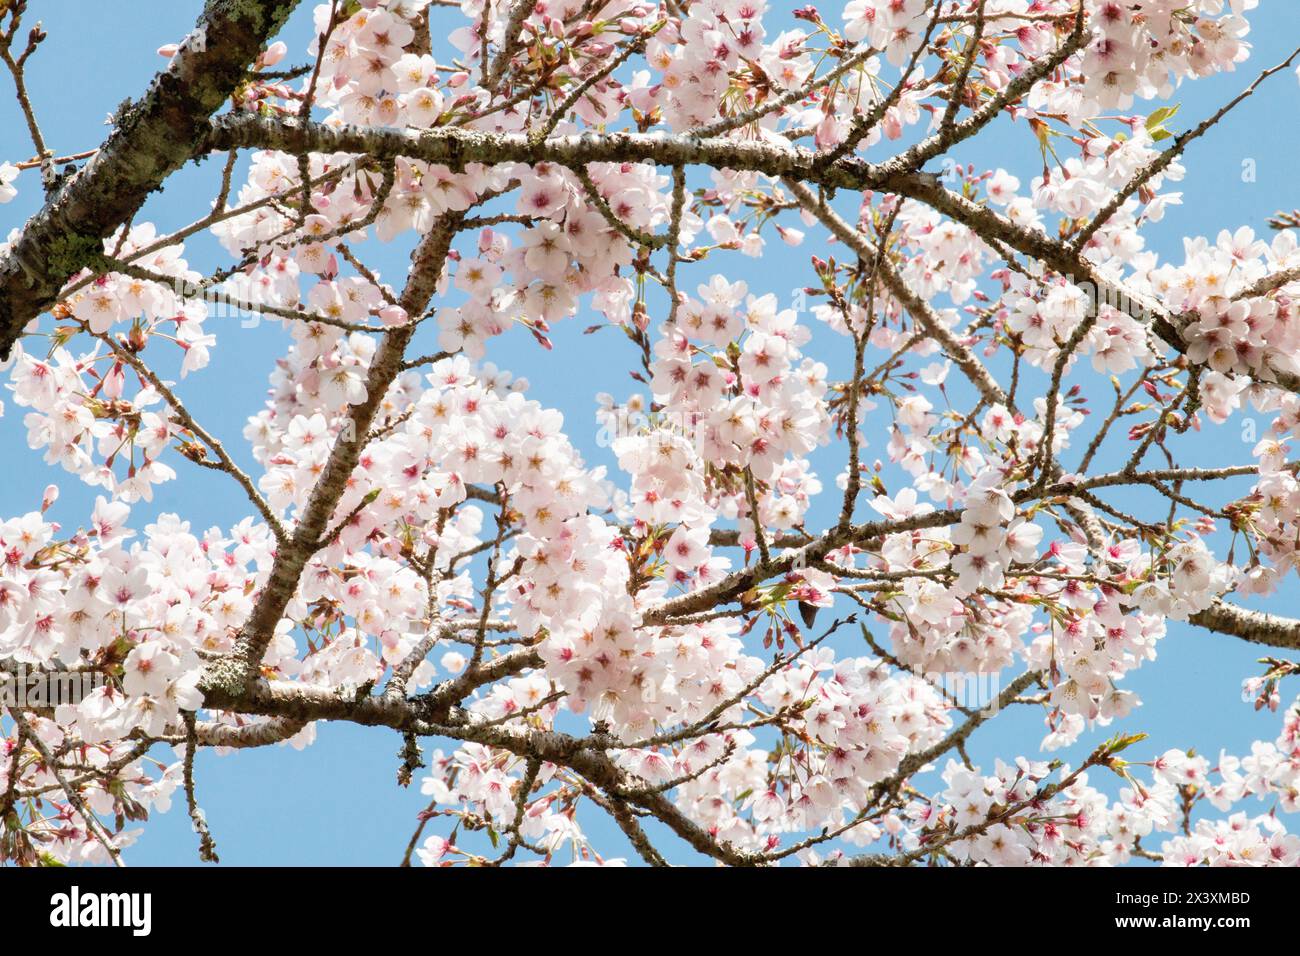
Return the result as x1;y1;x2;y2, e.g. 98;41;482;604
0;0;300;358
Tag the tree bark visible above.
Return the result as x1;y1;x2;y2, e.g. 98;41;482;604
0;0;300;359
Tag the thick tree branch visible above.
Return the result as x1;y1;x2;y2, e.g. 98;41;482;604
205;212;462;693
0;0;301;359
206;113;1300;403
204;112;907;192
1189;600;1300;651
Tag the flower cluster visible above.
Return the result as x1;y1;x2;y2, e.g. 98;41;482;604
895;715;1300;867
11;344;181;502
671;655;952;850
644;278;831;533
1147;227;1300;386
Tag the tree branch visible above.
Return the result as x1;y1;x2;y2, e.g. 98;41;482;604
0;0;302;359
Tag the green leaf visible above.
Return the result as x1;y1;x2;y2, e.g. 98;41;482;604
1103;731;1148;756
1146;104;1180;142
1145;104;1180;130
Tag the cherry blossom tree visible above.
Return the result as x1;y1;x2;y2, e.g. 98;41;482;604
1;0;1299;867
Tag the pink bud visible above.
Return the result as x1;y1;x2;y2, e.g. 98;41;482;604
258;41;287;69
883;108;903;141
103;363;126;400
157;44;179;58
814;114;840;150
775;225;804;246
41;484;58;512
378;305;409;327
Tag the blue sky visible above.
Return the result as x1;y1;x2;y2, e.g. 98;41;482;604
1;2;1297;865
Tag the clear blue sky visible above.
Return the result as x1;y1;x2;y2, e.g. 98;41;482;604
1;2;1297;865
